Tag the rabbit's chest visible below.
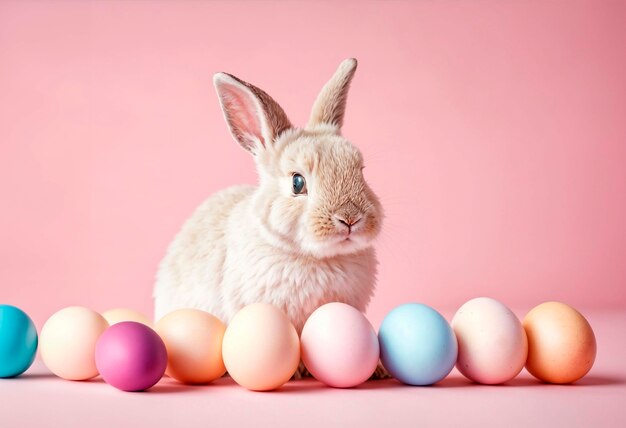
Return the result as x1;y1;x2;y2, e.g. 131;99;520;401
222;246;376;331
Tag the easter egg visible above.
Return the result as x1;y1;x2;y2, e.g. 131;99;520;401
154;308;226;384
222;303;299;391
102;308;152;327
40;306;109;380
523;301;596;384
301;302;379;388
378;303;457;385
0;305;38;378
95;321;168;391
452;297;527;384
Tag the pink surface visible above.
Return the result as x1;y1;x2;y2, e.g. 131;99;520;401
0;1;625;330
2;310;625;427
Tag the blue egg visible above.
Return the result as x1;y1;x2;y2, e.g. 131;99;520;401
0;305;38;378
378;303;457;385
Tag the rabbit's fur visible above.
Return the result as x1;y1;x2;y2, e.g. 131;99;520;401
153;59;383;342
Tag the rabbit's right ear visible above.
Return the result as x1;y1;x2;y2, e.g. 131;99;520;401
213;73;292;153
306;58;358;131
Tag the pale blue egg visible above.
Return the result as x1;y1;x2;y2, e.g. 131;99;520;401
379;303;457;385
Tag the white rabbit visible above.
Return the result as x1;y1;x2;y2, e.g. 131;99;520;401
153;59;383;350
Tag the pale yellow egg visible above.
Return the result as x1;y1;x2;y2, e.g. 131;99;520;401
102;308;152;327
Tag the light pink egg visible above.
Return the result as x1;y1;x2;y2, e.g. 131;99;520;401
301;302;379;388
452;297;528;384
40;306;109;380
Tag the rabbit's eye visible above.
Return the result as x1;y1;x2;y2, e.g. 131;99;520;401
292;173;307;195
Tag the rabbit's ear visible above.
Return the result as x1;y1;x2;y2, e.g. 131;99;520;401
214;73;292;152
306;58;358;131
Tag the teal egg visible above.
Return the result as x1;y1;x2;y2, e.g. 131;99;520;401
0;305;38;378
378;303;457;385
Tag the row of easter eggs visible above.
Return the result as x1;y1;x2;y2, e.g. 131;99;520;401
0;298;596;391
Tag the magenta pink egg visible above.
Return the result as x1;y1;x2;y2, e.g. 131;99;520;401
95;321;168;392
301;302;379;388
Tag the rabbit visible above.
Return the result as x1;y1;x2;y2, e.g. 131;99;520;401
153;58;385;377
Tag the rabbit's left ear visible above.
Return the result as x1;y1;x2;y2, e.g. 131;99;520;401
306;58;358;131
214;73;292;153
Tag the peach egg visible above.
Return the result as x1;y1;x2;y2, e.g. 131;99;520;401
523;301;596;384
155;309;226;384
40;306;109;380
222;303;300;391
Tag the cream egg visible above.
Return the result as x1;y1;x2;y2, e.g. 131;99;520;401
452;297;527;384
40;306;109;380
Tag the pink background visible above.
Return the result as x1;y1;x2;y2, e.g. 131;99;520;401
1;0;625;329
1;3;625;427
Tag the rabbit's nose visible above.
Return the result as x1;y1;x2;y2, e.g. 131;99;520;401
334;213;362;234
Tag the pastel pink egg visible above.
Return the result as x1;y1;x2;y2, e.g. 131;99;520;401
40;306;109;380
301;302;379;388
452;297;528;384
